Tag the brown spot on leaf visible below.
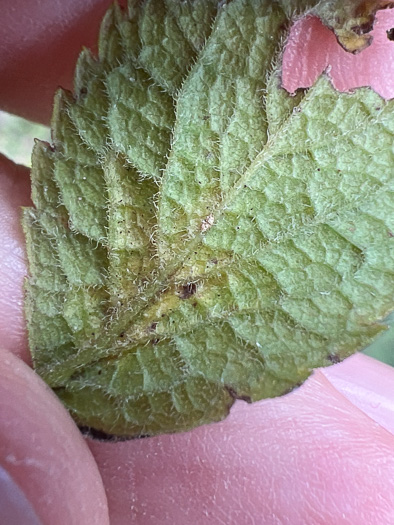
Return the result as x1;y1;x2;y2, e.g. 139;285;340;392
351;17;375;35
323;0;394;53
78;426;150;442
177;282;197;300
225;386;252;403
327;353;341;364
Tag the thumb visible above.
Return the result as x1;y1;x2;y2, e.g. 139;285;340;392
0;348;109;525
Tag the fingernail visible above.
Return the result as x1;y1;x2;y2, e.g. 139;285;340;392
322;353;394;435
0;465;42;525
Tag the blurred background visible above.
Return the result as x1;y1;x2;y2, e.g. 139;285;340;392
0;110;50;167
1;109;393;366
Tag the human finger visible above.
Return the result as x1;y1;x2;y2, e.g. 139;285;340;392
0;0;119;124
89;353;394;525
0;154;31;362
0;348;109;525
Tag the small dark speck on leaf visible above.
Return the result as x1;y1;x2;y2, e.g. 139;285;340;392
328;353;341;364
79;426;120;441
149;322;158;331
225;385;252;403
177;282;197;300
387;28;394;41
352;18;374;36
79;426;151;442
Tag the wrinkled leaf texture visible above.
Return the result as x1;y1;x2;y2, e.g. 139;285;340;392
24;0;394;437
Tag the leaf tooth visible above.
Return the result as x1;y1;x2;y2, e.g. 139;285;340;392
52;88;97;165
53;157;108;241
105;63;175;178
139;0;207;94
98;3;128;66
30;140;64;217
69;73;110;153
265;70;305;136
74;48;102;99
103;155;158;303
51;89;109;241
23;208;67;292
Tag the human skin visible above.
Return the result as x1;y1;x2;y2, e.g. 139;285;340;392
0;2;394;524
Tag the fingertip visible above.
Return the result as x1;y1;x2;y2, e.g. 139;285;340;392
0;349;109;525
322;352;394;435
0;154;31;362
0;0;120;123
90;368;394;524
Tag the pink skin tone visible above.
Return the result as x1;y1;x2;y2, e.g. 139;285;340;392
0;2;394;524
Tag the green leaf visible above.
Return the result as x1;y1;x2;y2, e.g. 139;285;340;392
23;0;394;438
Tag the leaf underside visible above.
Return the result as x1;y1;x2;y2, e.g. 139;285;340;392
24;0;394;438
